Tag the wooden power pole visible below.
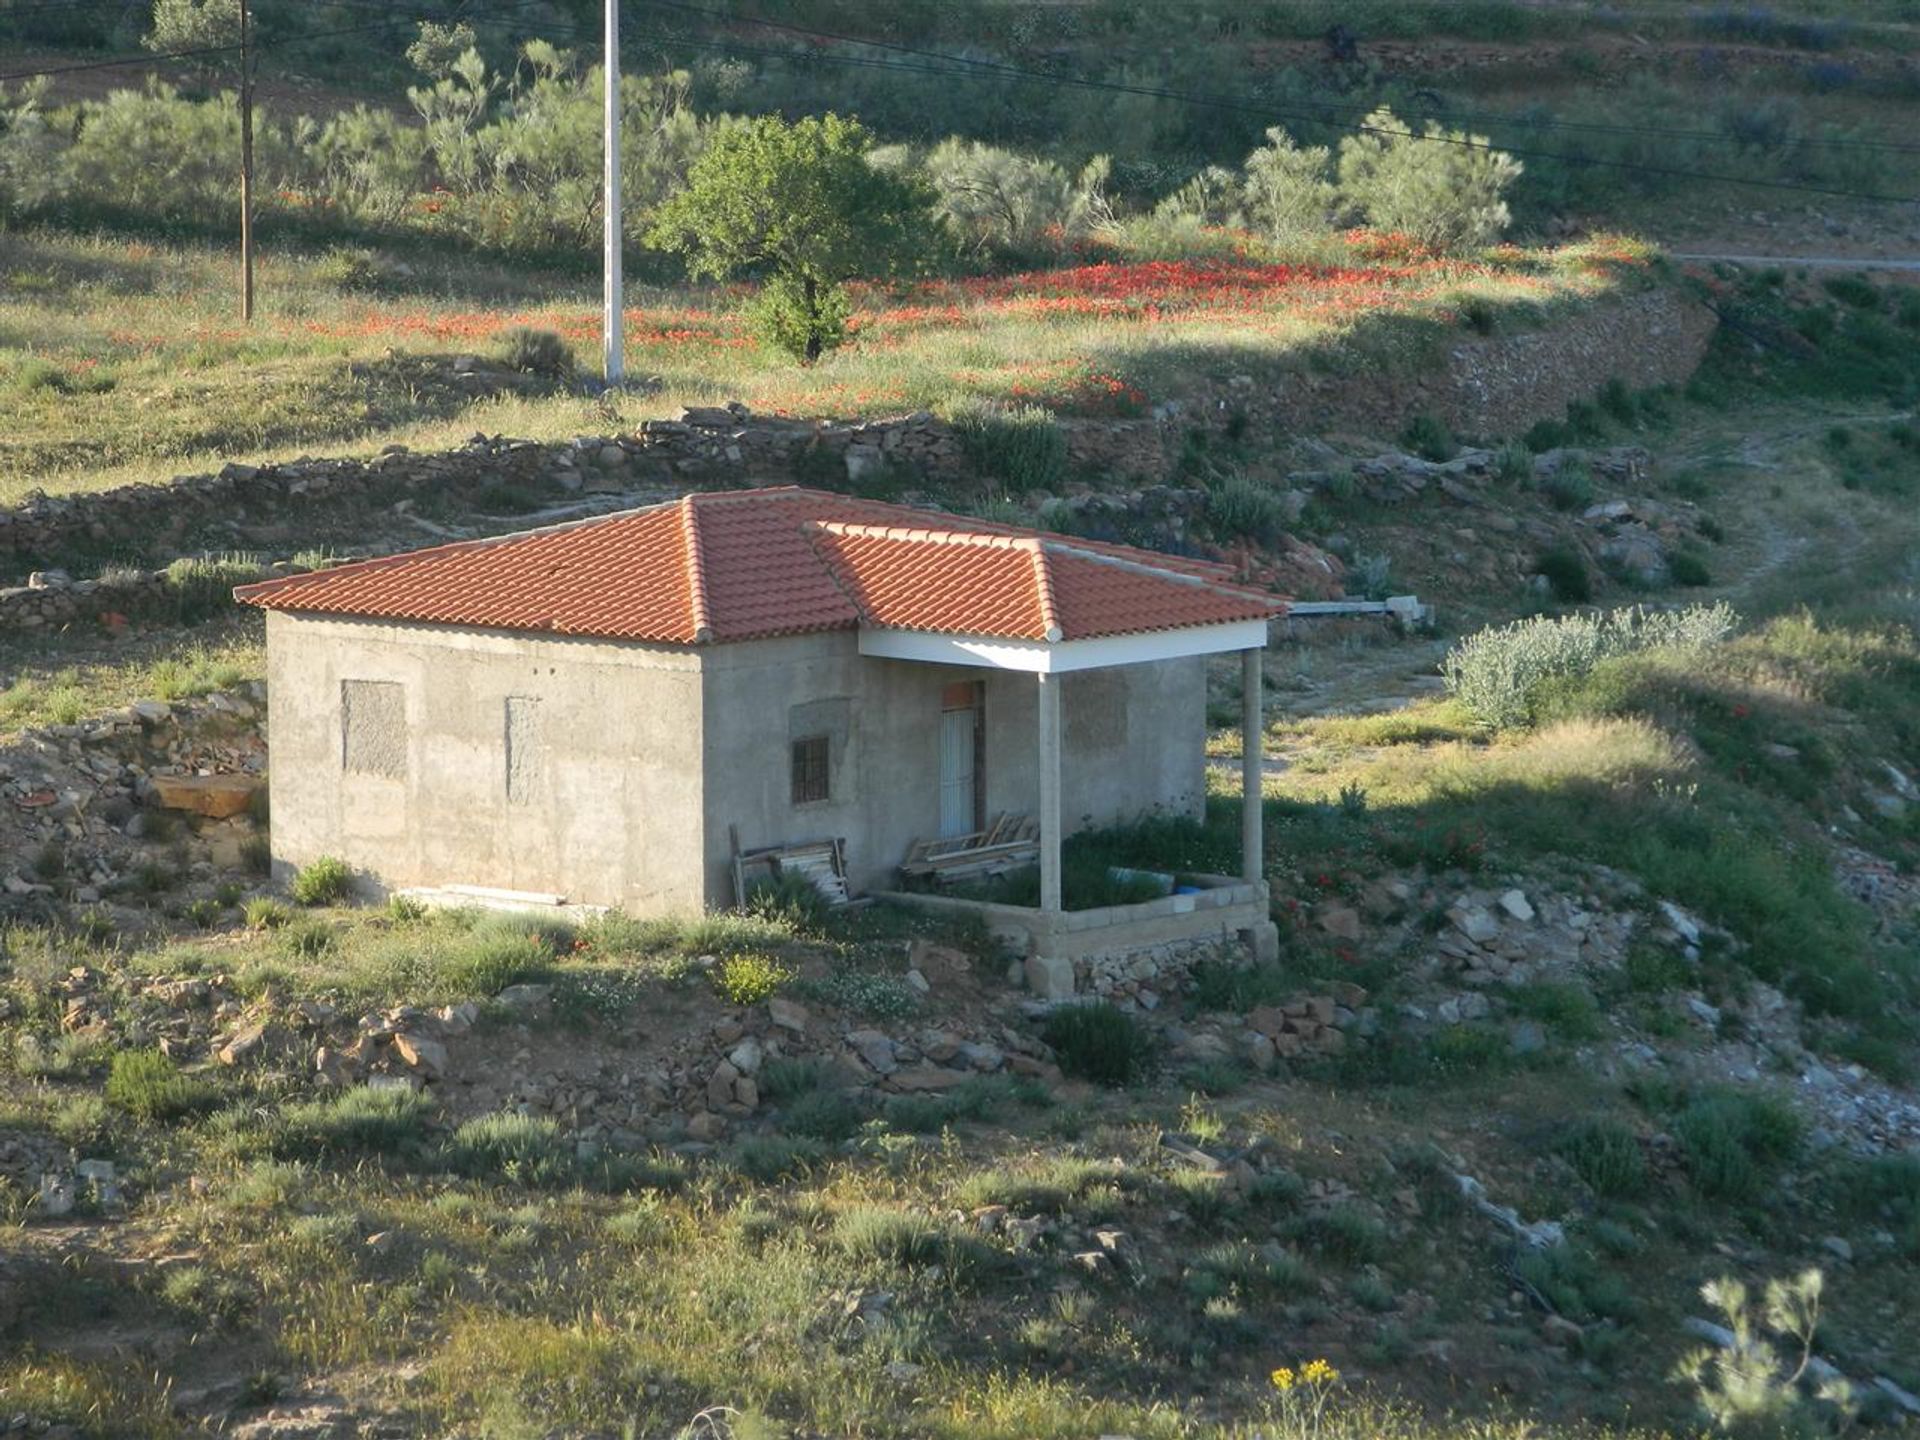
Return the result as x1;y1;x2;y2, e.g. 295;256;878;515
602;0;624;383
239;0;255;322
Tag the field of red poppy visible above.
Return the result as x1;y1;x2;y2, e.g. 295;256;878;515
0;227;1654;503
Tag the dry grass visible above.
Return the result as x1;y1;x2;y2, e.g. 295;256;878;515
0;229;1648;503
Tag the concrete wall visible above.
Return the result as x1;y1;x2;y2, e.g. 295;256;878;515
268;614;1208;912
265;611;707;911
699;636;1207;904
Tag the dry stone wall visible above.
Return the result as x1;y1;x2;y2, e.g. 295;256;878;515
0;288;1714;583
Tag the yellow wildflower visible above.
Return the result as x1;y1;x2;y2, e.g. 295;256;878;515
1302;1358;1341;1385
1270;1367;1296;1393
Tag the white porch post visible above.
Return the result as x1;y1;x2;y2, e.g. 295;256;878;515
1037;671;1062;912
1241;645;1263;884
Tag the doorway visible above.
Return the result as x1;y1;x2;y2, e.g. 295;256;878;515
938;680;984;838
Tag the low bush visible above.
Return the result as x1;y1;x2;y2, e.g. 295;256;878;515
1669;551;1713;587
953;401;1068;491
290;856;353;906
498;325;573;379
780;1088;863;1144
1041;1002;1155;1086
1442;603;1739;729
712;952;794;1006
1542;460;1596;511
1557;1117;1647;1197
1670;1088;1803;1201
1401;413;1457;462
104;1048;216;1122
1189;958;1291;1013
1205;475;1287;544
1533;545;1592;603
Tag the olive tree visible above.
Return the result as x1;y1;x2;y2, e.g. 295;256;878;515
1241;125;1336;246
1337;107;1523;252
647;112;935;363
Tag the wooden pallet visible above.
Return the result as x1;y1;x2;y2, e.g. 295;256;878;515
730;826;851;908
900;813;1040;885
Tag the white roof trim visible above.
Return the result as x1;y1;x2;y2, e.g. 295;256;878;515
858;617;1271;673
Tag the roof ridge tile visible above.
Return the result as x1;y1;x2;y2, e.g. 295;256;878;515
680;494;714;644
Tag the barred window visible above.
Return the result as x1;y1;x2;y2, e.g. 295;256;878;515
790;735;830;804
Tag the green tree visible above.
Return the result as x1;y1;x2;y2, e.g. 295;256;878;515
1337;107;1522;252
646;112;935;363
144;0;239;68
920;138;1111;258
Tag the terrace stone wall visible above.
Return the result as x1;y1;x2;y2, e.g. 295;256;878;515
0;287;1714;584
1172;285;1719;443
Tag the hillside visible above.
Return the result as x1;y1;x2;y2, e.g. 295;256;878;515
2;3;1920;1439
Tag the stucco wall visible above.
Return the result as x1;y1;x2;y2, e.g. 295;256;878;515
264;611;707;911
268;615;1209;911
699;636;1207;903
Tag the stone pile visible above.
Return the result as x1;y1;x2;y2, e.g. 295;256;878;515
0;687;267;912
1172;982;1371;1074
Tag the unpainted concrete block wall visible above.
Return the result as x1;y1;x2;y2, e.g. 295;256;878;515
266;612;706;911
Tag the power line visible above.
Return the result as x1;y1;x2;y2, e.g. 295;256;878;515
640;0;1920;161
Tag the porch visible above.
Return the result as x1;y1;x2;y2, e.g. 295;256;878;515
867;616;1279;984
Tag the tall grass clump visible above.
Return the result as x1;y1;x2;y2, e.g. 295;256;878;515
1205;474;1287;544
953;401;1068;491
160;553;264;624
1041;1001;1155;1086
1443;603;1738;729
104;1048;217;1122
290;856;354;906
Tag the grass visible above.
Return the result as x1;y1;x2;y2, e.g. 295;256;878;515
0;625;262;738
0;228;1646;504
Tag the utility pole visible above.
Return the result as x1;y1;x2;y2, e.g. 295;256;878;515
239;0;255;323
602;0;624;383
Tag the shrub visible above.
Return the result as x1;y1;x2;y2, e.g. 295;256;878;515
1533;545;1592;603
1442;603;1739;729
1672;1088;1803;1201
105;1048;215;1122
1041;1001;1154;1087
953;401;1069;491
922;138;1111;257
1337;107;1523;251
728;1135;827;1182
712;952;794;1007
1558;1117;1647;1197
160;553;262;624
1240;125;1337;245
314;245;396;294
1205;474;1287;544
1401;413;1457;462
780;1088;863;1143
1542;460;1596;511
1669;551;1713;587
498;326;573;379
289;856;353;906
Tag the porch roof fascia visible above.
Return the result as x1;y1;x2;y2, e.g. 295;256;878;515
856;617;1271;673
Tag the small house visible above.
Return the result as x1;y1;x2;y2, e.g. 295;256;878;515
237;487;1284;964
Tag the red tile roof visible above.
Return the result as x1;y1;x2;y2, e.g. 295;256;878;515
235;487;1285;645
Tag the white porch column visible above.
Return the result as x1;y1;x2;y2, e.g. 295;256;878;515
1241;645;1263;884
1037;670;1062;912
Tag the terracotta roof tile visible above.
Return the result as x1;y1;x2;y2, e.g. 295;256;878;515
236;487;1285;645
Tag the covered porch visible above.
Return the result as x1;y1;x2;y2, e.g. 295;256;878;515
867;615;1280;982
